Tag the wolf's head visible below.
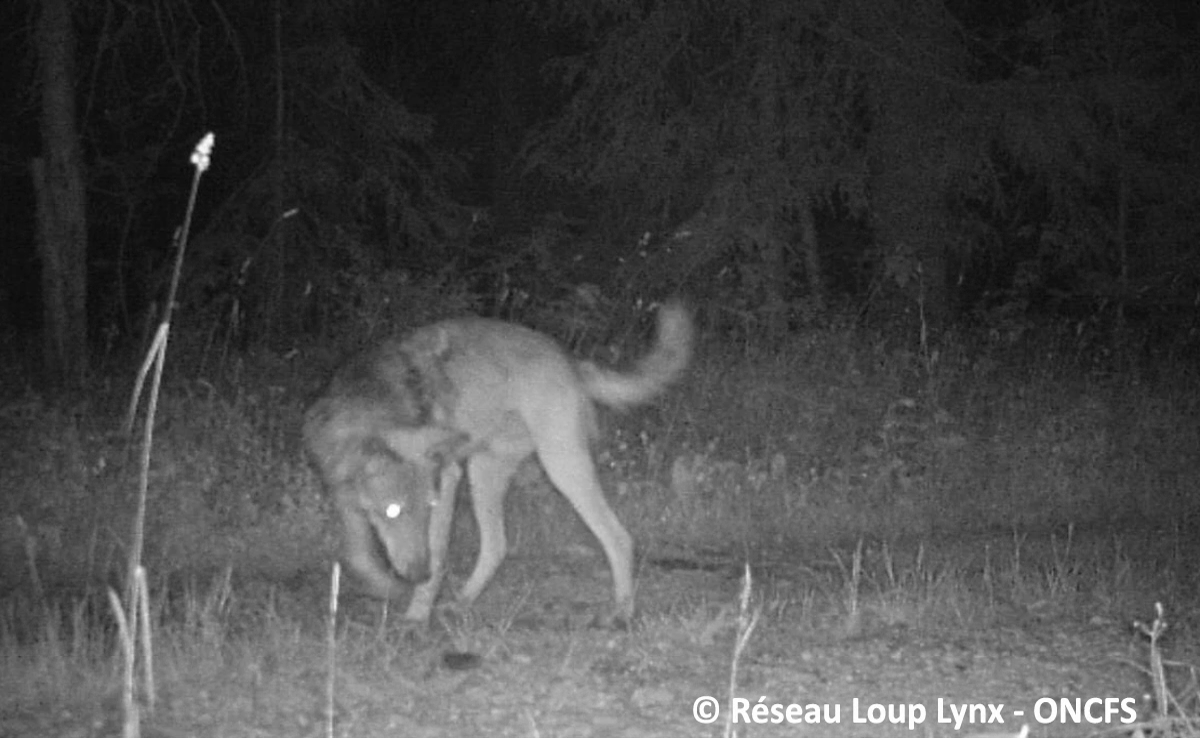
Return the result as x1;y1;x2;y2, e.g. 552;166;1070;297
305;390;470;587
350;427;470;583
350;450;440;582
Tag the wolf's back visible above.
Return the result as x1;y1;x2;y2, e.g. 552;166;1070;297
577;301;692;409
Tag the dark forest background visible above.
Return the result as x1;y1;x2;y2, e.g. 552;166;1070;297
2;4;1200;733
1;0;1200;603
3;0;1197;376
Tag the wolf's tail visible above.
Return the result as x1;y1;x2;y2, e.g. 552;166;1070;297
578;301;693;409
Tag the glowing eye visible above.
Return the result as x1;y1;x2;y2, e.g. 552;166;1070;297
384;503;403;519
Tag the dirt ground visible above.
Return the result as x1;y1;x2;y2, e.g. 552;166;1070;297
3;526;1182;738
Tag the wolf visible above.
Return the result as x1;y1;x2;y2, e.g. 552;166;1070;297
303;301;692;628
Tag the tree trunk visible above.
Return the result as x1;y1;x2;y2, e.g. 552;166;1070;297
32;0;88;387
796;199;825;311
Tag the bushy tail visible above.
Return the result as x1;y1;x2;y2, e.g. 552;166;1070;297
578;301;693;409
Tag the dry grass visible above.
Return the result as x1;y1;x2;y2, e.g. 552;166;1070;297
2;303;1199;735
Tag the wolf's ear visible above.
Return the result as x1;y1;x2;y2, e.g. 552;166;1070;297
379;426;468;464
